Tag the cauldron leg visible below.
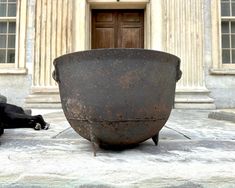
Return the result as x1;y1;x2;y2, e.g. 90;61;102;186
90;128;99;157
0;128;4;136
152;133;159;146
91;140;99;157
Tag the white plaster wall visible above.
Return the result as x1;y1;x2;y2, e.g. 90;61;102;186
204;0;235;108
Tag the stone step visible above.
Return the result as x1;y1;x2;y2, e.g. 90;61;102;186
208;109;235;123
24;93;61;109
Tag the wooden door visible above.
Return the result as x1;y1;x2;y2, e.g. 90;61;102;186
92;10;144;49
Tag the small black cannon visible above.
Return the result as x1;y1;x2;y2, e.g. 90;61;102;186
53;49;182;155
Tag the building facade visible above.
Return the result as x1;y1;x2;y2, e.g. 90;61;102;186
0;0;234;109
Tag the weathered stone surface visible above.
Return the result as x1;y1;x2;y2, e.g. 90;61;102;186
0;110;235;187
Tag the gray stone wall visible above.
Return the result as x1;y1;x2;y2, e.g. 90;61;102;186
0;0;35;106
204;0;235;108
0;75;31;106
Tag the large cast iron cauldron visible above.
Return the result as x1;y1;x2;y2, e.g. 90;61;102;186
53;49;181;154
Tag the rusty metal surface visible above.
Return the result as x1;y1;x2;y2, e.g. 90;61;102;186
53;49;181;148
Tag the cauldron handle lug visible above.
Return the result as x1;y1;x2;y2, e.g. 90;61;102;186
176;70;182;82
176;60;182;82
52;70;60;83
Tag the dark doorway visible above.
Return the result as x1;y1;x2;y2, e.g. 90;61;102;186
92;9;144;49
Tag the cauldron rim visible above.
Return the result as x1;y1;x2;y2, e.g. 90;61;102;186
53;48;180;66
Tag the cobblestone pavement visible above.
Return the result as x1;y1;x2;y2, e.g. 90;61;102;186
0;110;235;188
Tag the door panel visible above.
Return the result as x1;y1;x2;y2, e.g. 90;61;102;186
96;13;114;22
119;28;141;48
95;28;115;48
92;10;144;49
122;12;141;22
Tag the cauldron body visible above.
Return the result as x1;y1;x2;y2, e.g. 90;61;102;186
53;49;181;147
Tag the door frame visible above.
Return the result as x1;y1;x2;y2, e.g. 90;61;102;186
73;0;162;51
